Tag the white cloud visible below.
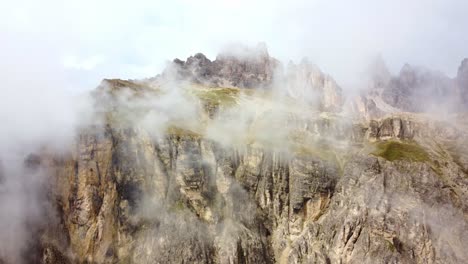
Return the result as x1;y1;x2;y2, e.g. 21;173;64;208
0;0;467;88
62;55;104;71
0;1;467;262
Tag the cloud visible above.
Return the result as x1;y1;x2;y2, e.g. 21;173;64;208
62;55;105;71
0;0;467;262
1;0;467;90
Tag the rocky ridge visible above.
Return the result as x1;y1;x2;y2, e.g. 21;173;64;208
164;43;279;89
160;44;343;112
358;58;468;117
4;47;468;264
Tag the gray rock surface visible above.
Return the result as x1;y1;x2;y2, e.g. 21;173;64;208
159;45;344;112
4;51;468;264
456;58;468;109
165;44;279;89
360;58;468;115
30;84;468;264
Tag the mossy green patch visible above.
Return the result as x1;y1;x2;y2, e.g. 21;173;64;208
386;239;396;252
104;78;151;91
288;130;349;174
169;200;186;212
166;125;202;139
372;140;429;162
294;145;337;161
104;106;150;127
191;87;240;107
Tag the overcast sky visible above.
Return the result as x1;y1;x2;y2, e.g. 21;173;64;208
1;0;467;90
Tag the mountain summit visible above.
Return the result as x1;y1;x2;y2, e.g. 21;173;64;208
4;46;468;264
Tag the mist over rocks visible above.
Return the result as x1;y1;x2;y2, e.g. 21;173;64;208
457;58;468;108
1;41;468;263
162;45;468;116
161;48;468;121
283;59;343;111
359;58;468;116
382;64;455;112
166;43;279;89
2;0;468;261
162;44;344;112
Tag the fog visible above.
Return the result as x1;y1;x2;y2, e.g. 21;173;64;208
2;0;468;88
0;0;467;263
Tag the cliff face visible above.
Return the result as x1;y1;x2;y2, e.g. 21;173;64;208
457;58;468;108
166;44;279;89
7;49;468;264
358;58;468;116
162;45;343;112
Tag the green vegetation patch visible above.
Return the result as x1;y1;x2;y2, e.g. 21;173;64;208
372;140;429;162
294;144;336;161
192;87;240;107
166;125;202;139
104;78;150;91
169;200;186;212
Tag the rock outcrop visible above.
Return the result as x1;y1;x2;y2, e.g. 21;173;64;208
284;60;343;112
381;64;455;112
456;58;468;109
161;45;344;112
29;81;467;264
3;49;468;264
166;43;279;89
359;58;468;115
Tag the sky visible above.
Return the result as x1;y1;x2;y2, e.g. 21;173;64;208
1;0;468;90
0;1;467;262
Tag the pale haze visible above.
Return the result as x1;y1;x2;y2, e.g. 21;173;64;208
1;0;467;90
1;1;468;263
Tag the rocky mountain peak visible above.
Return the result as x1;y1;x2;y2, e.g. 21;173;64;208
165;44;279;89
367;56;391;88
378;63;456;112
456;58;468;110
355;58;468;118
284;59;343;111
398;63;418;85
215;42;269;61
457;58;468;88
458;58;468;73
8;48;468;264
185;53;211;67
159;44;344;111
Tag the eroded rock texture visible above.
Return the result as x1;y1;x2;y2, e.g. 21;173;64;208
358;58;468;115
166;44;279;89
160;45;343;112
5;49;468;264
30;111;467;264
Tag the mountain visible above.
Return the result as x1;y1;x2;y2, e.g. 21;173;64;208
357;58;468;117
3;47;468;264
165;43;279;89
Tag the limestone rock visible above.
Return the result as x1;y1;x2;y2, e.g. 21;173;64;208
359;58;468;115
9;54;468;264
166;44;279;89
456;58;468;109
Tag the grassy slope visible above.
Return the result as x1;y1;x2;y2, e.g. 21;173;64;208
102;79;468;177
371;141;430;162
